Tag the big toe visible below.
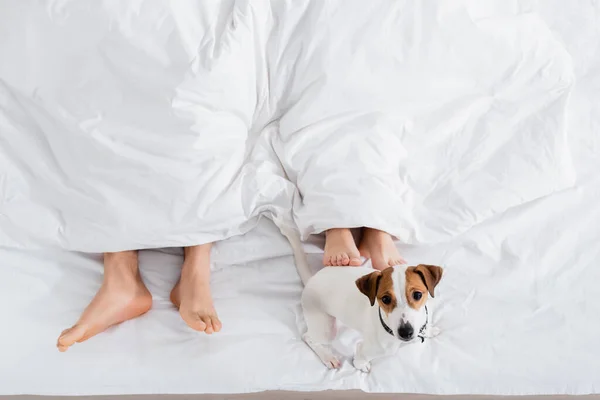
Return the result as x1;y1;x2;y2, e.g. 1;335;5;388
349;257;362;266
181;310;208;332
348;249;362;266
57;325;87;352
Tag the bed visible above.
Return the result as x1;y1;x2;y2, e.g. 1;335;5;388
1;0;599;397
1;208;599;396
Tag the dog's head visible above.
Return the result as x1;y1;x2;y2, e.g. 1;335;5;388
355;264;443;342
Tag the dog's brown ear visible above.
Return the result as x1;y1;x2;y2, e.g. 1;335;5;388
355;271;382;306
414;264;443;298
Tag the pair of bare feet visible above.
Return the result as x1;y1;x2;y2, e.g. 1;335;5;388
57;244;220;352
56;228;400;351
323;227;405;270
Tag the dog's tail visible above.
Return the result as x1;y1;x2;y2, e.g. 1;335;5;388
275;217;313;285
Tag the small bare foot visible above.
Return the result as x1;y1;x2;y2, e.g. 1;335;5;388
323;228;362;266
358;228;406;271
170;244;221;334
57;251;152;352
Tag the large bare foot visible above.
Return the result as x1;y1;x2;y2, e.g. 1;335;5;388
57;251;152;352
323;228;362;266
358;228;406;271
170;244;221;334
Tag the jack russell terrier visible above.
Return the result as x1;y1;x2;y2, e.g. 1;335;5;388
300;264;443;371
278;223;443;372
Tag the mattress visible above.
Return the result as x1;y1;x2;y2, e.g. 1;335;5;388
1;0;600;397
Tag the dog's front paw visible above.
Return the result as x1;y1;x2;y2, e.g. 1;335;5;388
353;357;371;373
325;355;342;369
303;333;341;369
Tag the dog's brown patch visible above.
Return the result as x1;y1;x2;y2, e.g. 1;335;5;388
355;271;381;306
375;267;397;314
355;268;397;312
415;264;443;297
405;268;429;310
405;264;443;310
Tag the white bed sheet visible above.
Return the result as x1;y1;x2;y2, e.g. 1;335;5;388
1;202;600;396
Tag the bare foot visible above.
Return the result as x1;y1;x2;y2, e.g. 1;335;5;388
358;228;406;271
57;251;152;352
323;228;362;266
170;244;221;334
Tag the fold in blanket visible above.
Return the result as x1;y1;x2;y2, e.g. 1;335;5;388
0;0;574;251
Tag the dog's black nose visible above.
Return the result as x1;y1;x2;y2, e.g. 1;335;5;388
397;322;414;340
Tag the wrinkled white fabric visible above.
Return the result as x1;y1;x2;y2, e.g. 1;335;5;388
269;1;575;241
0;0;289;250
1;0;600;396
1;204;600;396
0;0;579;250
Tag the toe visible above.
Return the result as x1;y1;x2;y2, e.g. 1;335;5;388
212;315;222;332
337;254;345;266
323;255;331;266
389;258;406;267
397;255;408;265
195;319;208;332
202;316;214;334
341;254;350;266
349;257;362;266
57;329;71;352
181;311;207;331
57;325;87;351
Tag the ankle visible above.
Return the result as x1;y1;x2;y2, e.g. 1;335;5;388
326;228;353;238
103;270;142;289
364;228;390;238
181;255;210;274
104;250;138;263
180;263;211;283
184;244;212;259
104;251;138;274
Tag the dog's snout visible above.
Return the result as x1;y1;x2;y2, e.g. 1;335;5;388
397;321;414;341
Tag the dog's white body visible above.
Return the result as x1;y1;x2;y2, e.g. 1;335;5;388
277;222;441;372
301;265;439;372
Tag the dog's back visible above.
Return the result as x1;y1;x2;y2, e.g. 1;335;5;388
302;266;374;332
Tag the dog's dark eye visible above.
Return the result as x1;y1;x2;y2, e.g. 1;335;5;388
412;291;422;301
381;295;392;305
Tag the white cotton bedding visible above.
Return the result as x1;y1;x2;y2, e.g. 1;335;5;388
1;211;600;396
1;0;600;396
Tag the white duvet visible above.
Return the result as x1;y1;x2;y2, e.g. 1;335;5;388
1;0;599;396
